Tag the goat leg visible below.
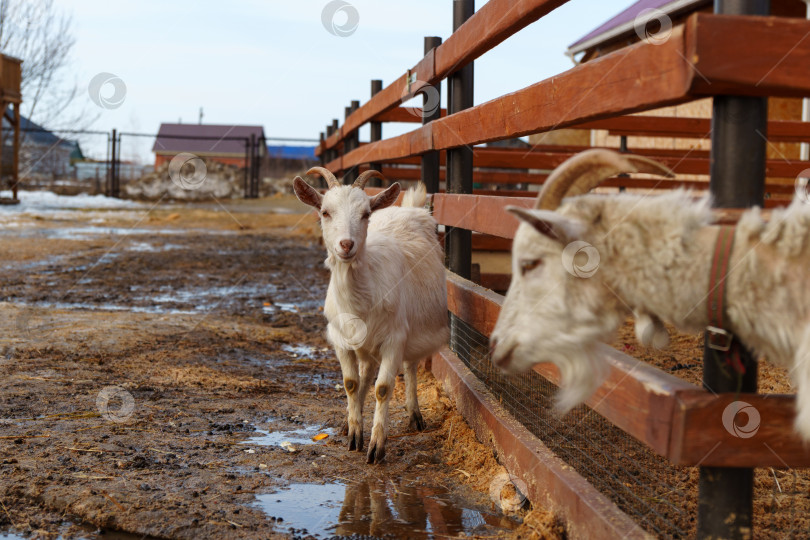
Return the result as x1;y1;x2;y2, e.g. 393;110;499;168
367;354;400;464
793;328;810;440
404;358;426;431
335;348;364;452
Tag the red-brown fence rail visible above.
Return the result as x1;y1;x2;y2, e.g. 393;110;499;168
311;1;810;538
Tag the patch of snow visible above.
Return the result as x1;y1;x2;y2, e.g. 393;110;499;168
0;190;145;211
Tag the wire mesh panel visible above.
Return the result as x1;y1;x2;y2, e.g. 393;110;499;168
448;313;810;538
757;468;810;538
449;313;697;538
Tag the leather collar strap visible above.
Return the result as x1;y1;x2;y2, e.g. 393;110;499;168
706;225;745;374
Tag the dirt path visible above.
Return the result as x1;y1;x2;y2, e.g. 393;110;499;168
0;194;544;540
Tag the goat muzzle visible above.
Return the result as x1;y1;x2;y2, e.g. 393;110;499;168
339;239;355;254
490;338;516;371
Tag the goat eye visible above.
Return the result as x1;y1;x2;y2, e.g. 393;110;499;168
520;259;542;276
321;210;330;219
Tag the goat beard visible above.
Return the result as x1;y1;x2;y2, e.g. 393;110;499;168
550;344;609;415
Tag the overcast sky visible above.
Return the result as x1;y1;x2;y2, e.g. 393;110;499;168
57;0;632;163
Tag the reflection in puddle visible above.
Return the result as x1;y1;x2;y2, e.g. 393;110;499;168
256;480;518;539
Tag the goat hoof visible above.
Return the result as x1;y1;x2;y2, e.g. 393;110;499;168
366;443;385;464
347;427;363;452
408;411;426;431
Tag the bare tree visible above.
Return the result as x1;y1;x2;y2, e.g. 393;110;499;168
0;0;100;183
0;0;96;131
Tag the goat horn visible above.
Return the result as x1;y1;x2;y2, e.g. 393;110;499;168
535;149;675;210
353;169;386;190
306;166;342;189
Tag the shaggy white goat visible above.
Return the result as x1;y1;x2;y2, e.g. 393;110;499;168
294;168;449;463
490;149;810;440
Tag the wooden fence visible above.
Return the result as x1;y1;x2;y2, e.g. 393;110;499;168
313;1;810;537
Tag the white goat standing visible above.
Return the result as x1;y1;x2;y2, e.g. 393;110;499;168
490;149;810;440
294;168;449;463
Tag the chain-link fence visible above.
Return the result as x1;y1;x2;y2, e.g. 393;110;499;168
1;126;319;200
2;128;113;195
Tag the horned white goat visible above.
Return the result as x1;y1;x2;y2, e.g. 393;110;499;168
490;149;810;440
293;168;449;463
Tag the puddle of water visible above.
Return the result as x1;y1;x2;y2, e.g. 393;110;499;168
0;226;237;240
263;302;297;314
0;522;158;540
256;480;519;539
262;300;323;315
10;281;298;318
16;301;197;316
147;284;272;305
242;419;333;448
282;344;317;358
126;241;186;252
292;372;336;388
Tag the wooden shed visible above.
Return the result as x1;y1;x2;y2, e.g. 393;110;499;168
0;52;22;202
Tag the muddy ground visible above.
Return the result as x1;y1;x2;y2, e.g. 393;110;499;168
0;194;556;540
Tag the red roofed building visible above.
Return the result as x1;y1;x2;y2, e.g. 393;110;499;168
152;123;266;168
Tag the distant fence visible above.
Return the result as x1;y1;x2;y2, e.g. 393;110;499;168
314;1;810;538
7;127;317;199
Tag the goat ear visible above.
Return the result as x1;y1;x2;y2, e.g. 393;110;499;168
293;176;323;209
369;182;401;212
507;206;585;244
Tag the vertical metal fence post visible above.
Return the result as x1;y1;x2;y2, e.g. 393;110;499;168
324;123;336;190
253;133;258;198
369;79;383;185
11;102;19;200
697;1;769;538
249;133;257;199
243;139;250;197
344;101;360;184
325;123;334;166
319;132;325;167
115;131;121;198
342;106;352;185
330;118;339;180
105;133;111;197
110;128;118;198
422;36;442;195
446;0;474;278
618;135;628;192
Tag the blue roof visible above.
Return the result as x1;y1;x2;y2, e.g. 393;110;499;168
267;145;316;160
2;109;78;149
